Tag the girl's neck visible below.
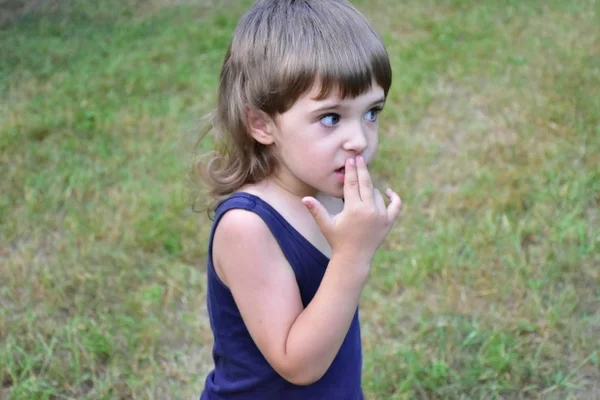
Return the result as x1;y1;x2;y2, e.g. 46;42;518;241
268;177;314;198
239;178;344;217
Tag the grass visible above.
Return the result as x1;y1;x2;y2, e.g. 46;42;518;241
1;0;598;399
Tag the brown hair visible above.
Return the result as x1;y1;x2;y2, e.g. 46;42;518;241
194;0;392;212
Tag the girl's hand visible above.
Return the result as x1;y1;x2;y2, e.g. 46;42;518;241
302;156;402;265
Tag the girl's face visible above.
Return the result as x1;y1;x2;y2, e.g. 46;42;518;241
269;81;386;199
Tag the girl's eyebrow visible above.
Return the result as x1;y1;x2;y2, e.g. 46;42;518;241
311;97;386;114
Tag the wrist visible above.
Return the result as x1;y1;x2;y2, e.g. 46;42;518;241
329;250;372;281
331;247;373;266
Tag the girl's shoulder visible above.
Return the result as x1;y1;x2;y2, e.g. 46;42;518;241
213;185;337;262
210;192;289;288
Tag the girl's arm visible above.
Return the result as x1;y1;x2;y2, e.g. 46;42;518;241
212;156;401;385
214;211;368;385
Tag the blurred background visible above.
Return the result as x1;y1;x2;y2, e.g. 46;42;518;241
1;0;598;399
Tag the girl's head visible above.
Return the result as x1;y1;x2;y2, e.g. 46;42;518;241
197;0;392;208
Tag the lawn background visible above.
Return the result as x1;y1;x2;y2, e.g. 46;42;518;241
1;0;599;399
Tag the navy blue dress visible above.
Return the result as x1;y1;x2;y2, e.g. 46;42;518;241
200;193;364;400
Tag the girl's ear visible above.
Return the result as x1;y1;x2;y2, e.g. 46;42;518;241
247;107;275;145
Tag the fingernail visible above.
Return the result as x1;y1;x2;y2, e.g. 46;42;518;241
348;158;355;166
357;155;364;163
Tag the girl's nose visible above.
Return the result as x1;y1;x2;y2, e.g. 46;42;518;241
342;125;368;154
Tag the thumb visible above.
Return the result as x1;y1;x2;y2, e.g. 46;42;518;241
302;197;333;233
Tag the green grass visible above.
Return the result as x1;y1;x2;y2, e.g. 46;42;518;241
1;0;599;399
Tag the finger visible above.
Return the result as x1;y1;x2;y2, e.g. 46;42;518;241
385;188;402;222
343;157;361;205
356;156;374;204
302;197;333;235
374;189;386;211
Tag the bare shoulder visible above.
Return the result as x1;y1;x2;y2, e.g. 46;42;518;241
214;208;271;243
212;208;288;286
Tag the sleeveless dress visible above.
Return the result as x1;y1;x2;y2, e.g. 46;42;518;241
200;192;364;400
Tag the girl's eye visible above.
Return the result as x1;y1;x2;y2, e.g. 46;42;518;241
365;107;382;122
320;114;341;127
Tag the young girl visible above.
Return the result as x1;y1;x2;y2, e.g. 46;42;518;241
196;1;402;398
